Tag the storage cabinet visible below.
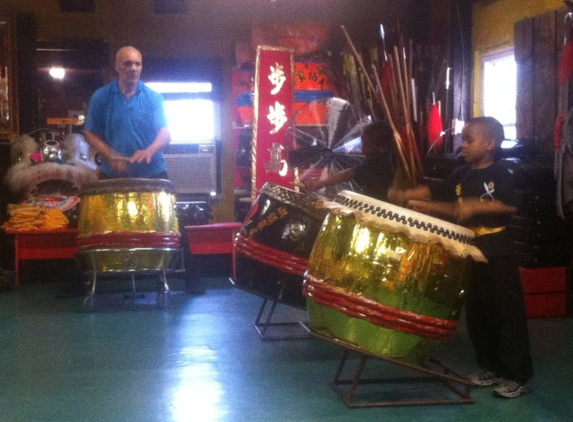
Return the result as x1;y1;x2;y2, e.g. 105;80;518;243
0;15;18;141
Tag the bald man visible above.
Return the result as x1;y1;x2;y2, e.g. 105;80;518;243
84;46;171;179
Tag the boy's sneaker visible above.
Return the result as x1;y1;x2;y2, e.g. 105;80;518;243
468;369;502;386
494;379;532;398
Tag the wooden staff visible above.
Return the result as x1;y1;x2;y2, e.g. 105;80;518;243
388;54;401;123
371;63;414;186
343;52;363;115
402;47;411;127
341;26;378;102
392;46;422;183
342;25;421;186
408;39;414;91
393;46;410;129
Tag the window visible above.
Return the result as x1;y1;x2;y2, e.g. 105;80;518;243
482;49;517;141
142;58;223;197
145;82;219;144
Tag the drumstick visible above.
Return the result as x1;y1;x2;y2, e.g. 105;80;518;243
110;155;131;162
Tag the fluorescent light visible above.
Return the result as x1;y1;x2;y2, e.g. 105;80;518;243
49;67;66;80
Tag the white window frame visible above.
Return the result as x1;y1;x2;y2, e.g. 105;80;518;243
482;48;517;141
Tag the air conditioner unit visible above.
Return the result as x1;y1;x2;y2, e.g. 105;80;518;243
163;144;217;195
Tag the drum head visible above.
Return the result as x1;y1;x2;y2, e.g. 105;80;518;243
329;190;485;262
80;178;175;196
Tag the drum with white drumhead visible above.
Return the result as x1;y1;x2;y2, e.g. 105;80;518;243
304;191;486;362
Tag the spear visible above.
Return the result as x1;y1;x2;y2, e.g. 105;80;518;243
342;25;419;186
380;24;388;62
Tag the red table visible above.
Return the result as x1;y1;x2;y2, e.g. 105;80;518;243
184;222;242;278
6;228;79;286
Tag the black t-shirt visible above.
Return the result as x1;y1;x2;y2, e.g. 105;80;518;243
353;152;394;201
430;161;517;256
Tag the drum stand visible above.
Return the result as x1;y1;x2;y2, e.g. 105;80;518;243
77;248;181;310
230;277;310;340
312;331;475;407
254;297;310;341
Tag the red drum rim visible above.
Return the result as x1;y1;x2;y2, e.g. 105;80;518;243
78;231;181;249
319;191;486;263
304;273;458;341
80;178;176;196
235;235;308;276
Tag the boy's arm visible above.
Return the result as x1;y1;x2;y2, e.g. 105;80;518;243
454;198;517;221
388;185;432;205
300;168;354;191
407;199;457;218
407;197;517;223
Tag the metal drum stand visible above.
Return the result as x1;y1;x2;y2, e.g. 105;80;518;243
230;277;310;341
252;294;310;341
311;331;475;408
77;247;181;310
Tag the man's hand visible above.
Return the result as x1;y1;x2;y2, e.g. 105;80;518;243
130;149;154;164
109;157;131;174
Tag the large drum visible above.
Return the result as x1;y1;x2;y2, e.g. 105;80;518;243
76;178;181;273
304;191;486;362
234;183;328;308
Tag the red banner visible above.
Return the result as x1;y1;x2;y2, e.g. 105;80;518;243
252;46;295;197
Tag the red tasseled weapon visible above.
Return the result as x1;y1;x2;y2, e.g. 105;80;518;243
427;103;444;148
559;3;573;84
380;59;394;94
558;41;573;84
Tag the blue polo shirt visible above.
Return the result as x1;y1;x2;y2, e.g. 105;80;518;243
85;80;168;178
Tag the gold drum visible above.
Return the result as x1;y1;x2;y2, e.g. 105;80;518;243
76;178;180;272
304;191;485;362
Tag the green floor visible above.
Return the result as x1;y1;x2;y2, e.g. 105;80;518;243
1;276;572;422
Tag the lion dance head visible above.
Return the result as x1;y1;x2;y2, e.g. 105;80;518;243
4;130;98;226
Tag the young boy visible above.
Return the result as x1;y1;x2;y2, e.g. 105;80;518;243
388;116;533;398
300;120;395;201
